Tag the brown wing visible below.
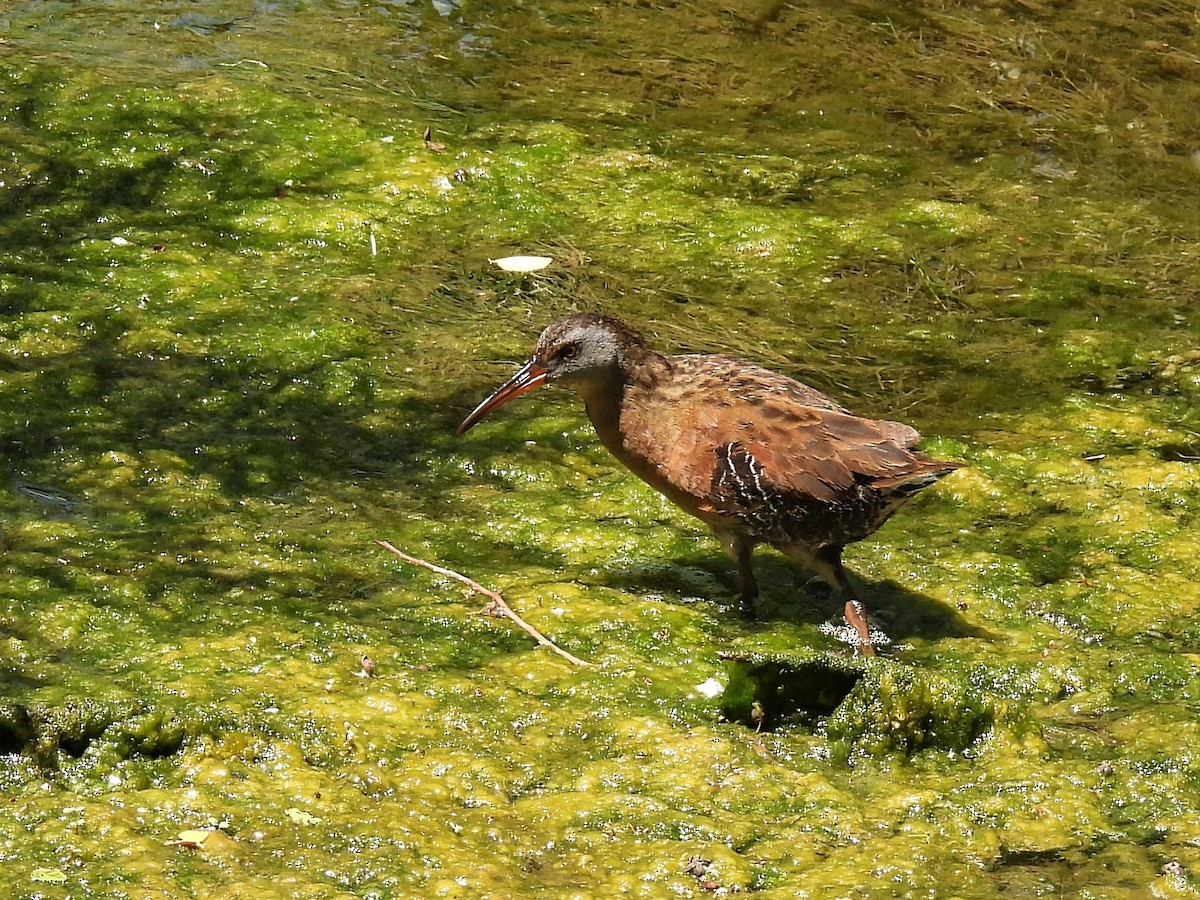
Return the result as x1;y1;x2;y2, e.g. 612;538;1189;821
618;355;944;513
734;405;928;503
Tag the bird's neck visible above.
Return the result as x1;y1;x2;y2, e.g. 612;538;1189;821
579;348;671;460
581;380;624;451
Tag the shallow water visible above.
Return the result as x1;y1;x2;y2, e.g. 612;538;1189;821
2;0;1200;896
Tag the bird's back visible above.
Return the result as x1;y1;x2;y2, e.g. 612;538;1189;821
611;353;959;548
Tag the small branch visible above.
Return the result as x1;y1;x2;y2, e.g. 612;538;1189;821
376;541;590;668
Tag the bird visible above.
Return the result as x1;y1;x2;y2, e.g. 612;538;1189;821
457;313;961;655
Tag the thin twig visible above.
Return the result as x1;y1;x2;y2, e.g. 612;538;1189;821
376;541;590;667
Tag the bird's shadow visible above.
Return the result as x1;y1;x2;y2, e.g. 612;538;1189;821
601;549;993;644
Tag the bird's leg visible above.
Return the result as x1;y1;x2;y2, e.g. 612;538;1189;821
715;531;758;617
779;543;876;656
812;545;876;657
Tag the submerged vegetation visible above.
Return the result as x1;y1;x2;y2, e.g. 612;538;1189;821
2;0;1200;896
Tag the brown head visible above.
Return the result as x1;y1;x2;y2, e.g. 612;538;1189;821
457;314;645;433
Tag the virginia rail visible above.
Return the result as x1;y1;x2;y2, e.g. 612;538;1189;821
458;314;961;655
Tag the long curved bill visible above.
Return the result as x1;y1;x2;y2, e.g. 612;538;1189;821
457;361;549;434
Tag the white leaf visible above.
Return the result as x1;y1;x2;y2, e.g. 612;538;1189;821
491;255;552;273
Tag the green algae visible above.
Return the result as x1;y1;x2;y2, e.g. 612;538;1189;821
720;650;1003;756
1;0;1200;897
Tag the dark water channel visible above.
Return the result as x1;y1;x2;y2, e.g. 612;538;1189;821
2;1;1200;896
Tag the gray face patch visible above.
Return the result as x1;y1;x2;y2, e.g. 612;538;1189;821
536;321;624;384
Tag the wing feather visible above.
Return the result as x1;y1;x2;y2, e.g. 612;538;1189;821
618;356;949;514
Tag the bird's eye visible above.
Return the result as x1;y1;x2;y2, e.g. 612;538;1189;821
558;343;579;361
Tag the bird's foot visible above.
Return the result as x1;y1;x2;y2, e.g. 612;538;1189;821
844;599;877;657
819;617;891;657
